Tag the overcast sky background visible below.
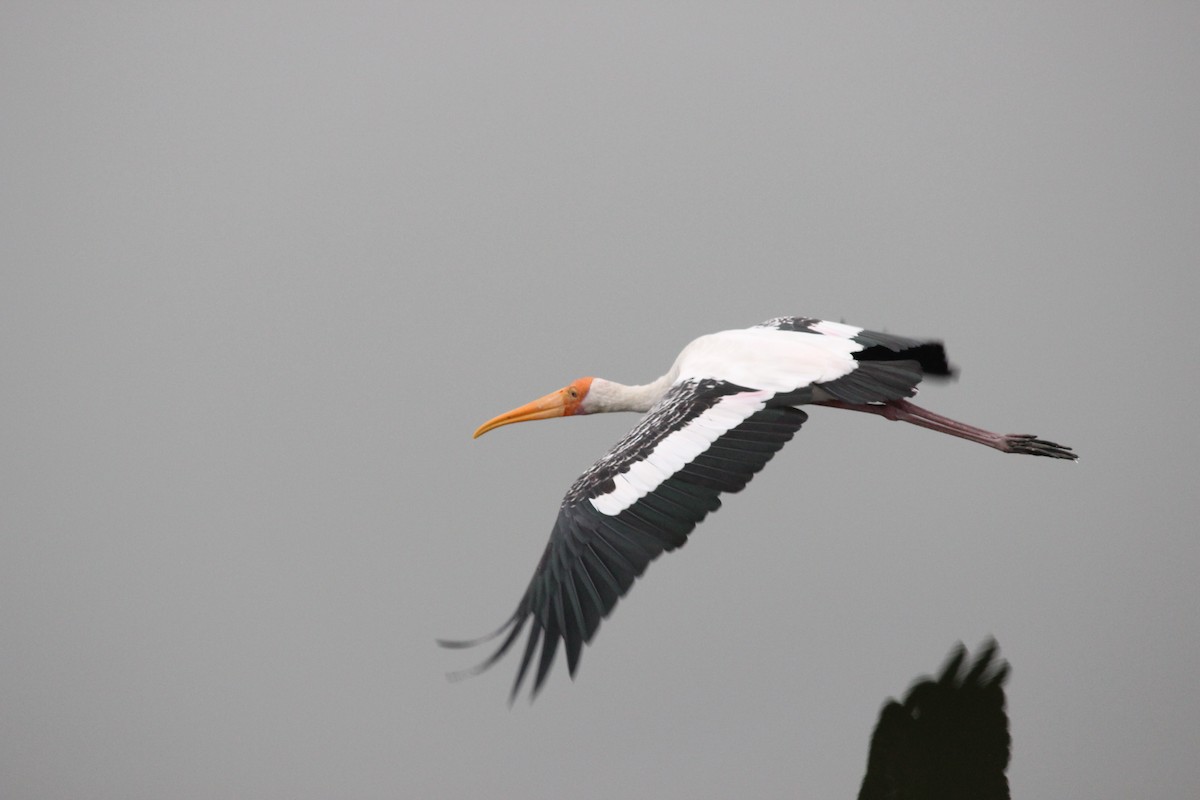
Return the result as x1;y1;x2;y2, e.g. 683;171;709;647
2;3;1198;798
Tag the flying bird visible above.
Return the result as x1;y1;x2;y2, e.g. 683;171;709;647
441;317;1075;700
858;639;1011;800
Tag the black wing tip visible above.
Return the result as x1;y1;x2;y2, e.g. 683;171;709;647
938;642;969;683
936;637;1008;689
439;611;532;690
855;340;956;377
444;663;490;683
925;359;959;381
436;613;518;650
437;636;489;650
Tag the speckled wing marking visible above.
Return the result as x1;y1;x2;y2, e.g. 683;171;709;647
756;316;863;338
444;379;808;701
565;379;768;511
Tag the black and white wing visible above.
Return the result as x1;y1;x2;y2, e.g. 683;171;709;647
756;316;954;403
440;379;807;701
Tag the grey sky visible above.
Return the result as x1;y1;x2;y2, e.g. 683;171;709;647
2;3;1197;798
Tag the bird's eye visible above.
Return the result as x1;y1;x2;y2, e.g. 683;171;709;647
567;387;579;399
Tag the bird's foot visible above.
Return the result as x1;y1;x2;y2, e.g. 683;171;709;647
999;434;1077;460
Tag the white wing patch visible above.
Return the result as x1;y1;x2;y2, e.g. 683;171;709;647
589;391;770;517
675;327;861;393
811;320;864;338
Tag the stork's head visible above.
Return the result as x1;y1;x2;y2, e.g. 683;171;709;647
473;377;595;438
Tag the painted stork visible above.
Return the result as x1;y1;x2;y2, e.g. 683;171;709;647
441;317;1075;700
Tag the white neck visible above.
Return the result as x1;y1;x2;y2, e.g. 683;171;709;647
584;372;676;414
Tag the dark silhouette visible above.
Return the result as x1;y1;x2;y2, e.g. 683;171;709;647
858;639;1011;800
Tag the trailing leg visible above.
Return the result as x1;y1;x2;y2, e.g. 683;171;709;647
819;399;1076;460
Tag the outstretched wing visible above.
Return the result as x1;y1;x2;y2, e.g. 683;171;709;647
440;379;808;701
757;316;954;401
858;639;1011;800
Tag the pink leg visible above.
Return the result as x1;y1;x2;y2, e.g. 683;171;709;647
819;399;1076;460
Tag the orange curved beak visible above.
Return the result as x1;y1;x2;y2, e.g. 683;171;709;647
473;387;571;439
